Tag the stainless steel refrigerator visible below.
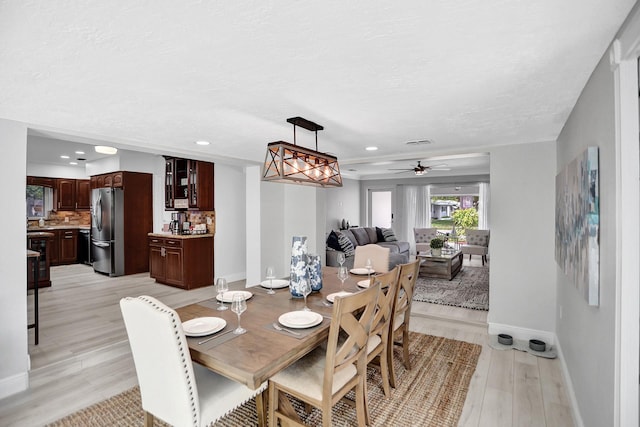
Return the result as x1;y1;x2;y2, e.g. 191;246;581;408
91;187;124;276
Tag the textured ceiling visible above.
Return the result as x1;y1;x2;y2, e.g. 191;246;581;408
1;0;635;179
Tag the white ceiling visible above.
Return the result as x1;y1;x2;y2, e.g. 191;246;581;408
1;1;636;180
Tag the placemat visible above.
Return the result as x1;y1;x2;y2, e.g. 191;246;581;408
186;327;240;348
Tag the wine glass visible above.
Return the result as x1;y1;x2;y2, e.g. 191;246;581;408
216;278;228;311
265;266;276;295
231;293;247;335
336;252;345;267
365;258;373;284
337;266;349;291
300;277;312;311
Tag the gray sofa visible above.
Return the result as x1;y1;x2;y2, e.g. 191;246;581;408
326;227;410;270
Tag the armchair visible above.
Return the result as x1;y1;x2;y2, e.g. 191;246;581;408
460;229;490;265
413;228;438;254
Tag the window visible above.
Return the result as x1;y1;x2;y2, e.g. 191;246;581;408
26;185;53;219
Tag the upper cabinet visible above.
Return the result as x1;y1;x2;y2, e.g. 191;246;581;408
90;171;124;189
56;178;91;211
164;157;214;211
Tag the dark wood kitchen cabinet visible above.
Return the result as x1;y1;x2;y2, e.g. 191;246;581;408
27;233;53;288
164;157;214;210
57;179;76;210
148;235;214;289
48;229;78;266
75;179;91;209
59;229;78;264
55;178;90;211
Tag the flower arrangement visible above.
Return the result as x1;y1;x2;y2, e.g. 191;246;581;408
430;237;444;249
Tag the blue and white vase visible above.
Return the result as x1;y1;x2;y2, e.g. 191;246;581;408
306;254;322;292
289;236;308;298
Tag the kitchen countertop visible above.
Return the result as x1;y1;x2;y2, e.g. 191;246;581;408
27;225;90;231
148;232;214;239
26;232;55;238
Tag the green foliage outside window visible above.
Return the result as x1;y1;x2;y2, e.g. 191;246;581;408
452;208;478;235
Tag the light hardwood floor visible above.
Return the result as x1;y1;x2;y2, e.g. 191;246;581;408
0;260;575;426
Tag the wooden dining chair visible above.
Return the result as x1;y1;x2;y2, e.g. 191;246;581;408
387;259;420;388
354;244;390;273
361;266;401;424
268;283;381;427
120;295;267;427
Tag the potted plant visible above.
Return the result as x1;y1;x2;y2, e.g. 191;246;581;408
430;237;444;256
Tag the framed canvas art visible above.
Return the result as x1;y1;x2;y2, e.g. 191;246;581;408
555;147;600;306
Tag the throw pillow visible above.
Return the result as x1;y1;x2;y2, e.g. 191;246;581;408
336;231;355;257
326;230;342;251
381;228;398;242
375;227;385;242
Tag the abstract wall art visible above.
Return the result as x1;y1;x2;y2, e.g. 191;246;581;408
555;147;600;306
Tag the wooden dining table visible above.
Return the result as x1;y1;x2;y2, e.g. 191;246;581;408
175;266;370;426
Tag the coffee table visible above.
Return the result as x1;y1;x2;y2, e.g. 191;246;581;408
417;249;463;280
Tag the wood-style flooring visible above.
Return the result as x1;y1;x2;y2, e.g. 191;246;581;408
0;259;575;426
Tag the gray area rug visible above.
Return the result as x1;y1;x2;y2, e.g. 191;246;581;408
413;266;489;310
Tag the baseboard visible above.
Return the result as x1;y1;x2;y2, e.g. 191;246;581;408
0;371;29;400
487;322;555;345
555;336;585;427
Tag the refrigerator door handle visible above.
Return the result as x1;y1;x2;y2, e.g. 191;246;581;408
95;196;103;232
92;241;110;248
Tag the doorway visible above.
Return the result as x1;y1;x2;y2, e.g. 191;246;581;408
368;189;394;228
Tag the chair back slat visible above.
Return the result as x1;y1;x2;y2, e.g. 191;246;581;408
324;283;381;391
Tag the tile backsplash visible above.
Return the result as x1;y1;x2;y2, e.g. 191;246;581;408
28;211;91;227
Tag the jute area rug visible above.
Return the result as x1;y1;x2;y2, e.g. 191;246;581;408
48;332;481;427
413;266;489;311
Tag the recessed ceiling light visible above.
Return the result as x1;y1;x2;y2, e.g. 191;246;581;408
69;162;78;165
60;155;70;159
195;140;210;146
75;150;85;155
365;146;378;151
95;145;118;155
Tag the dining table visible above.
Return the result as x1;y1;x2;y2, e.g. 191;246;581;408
175;265;372;426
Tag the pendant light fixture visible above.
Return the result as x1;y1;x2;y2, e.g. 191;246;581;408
262;117;342;187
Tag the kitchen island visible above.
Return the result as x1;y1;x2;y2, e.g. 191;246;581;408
148;233;214;290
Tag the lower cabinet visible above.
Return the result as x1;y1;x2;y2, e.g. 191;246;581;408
49;229;78;266
148;235;214;290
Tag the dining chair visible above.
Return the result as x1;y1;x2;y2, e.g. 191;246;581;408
361;266;401;425
387;259;420;388
120;295;267;427
354;244;390;273
268;283;381;427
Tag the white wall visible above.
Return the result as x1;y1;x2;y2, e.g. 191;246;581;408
555;51;618;427
260;181;287;279
487;141;557;343
325;178;360;233
27;162;88;179
0;119;29;399
213;163;247;283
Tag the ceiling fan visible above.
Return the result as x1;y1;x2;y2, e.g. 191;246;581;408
389;160;451;176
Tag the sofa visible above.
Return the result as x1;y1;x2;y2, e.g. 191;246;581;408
326;227;410;270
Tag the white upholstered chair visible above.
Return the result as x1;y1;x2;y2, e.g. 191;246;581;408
268;283;381;427
413;228;439;254
388;259;420;388
354;244;390;273
120;295;267;427
461;229;490;265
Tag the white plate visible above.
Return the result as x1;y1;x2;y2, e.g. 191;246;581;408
326;291;353;303
278;311;323;329
259;279;289;289
216;290;253;303
357;279;372;288
350;268;373;275
182;317;226;337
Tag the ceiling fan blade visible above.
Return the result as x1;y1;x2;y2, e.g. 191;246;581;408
431;168;451;171
388;168;413;171
425;163;448;168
